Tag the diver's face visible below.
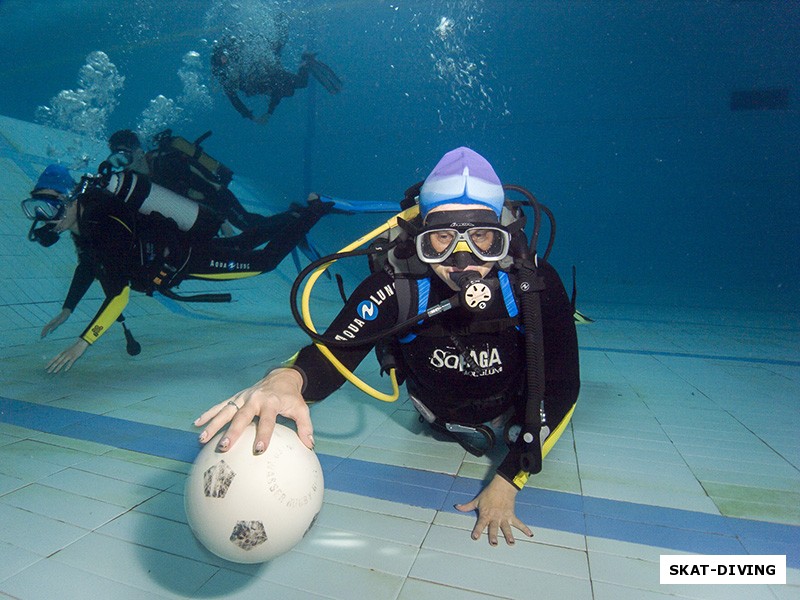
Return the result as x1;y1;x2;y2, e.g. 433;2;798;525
424;203;495;291
129;148;149;174
108;146;149;175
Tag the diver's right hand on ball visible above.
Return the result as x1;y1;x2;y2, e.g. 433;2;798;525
194;367;313;455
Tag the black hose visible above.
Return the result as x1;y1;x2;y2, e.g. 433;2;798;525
116;314;142;356
158;288;232;303
503;184;556;262
289;243;459;348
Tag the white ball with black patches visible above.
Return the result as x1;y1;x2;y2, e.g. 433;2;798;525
185;423;324;563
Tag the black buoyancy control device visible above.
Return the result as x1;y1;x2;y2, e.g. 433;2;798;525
289;183;558;476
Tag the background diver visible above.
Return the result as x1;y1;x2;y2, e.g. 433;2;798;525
26;164;142;356
107;128;270;234
24;174;334;373
211;34;342;124
194;147;581;546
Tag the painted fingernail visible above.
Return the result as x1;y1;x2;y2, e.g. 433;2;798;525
198;431;207;442
255;441;265;454
218;437;230;451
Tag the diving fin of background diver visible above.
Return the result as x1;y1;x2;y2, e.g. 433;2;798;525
573;309;594;324
319;195;400;214
306;56;343;94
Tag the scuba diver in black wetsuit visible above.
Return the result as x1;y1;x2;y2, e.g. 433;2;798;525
23;175;333;373
211;31;342;125
194;147;581;547
107;129;269;234
25;165;142;356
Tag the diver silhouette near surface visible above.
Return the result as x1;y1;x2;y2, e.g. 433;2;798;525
211;34;342;124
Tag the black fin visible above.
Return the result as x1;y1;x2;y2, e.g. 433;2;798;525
306;56;343;94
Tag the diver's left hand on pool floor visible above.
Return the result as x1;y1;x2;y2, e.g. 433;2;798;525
455;474;534;546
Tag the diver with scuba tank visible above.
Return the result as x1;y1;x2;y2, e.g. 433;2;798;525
107;128;271;234
194;147;580;546
23;166;334;373
26;164;142;356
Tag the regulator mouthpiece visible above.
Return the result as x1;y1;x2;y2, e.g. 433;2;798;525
450;271;494;312
28;221;61;247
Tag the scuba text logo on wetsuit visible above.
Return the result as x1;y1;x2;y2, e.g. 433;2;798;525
334;283;395;341
209;259;251;271
429;345;503;377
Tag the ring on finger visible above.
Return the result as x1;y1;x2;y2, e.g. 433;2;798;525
227;400;240;411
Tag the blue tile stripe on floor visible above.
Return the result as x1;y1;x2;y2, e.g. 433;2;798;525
1;395;798;567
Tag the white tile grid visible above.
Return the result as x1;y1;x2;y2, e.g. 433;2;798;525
0;296;800;598
3;331;795;600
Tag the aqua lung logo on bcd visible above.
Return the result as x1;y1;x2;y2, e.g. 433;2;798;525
335;283;395;341
209;259;251;271
357;301;378;321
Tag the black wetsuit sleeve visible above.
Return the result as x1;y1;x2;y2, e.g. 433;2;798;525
267;97;280;115
291;270;398;401
78;214;135;344
63;258;95;312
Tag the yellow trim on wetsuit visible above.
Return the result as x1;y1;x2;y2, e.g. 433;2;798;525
109;215;133;234
81;285;130;344
188;271;262;280
512;403;577;489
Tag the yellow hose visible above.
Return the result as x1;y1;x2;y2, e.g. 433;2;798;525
299;205;420;402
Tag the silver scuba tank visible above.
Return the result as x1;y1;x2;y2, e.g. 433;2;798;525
104;171;219;239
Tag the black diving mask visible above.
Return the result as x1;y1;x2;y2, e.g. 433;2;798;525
21;195;66;221
416;225;510;264
22;195;70;247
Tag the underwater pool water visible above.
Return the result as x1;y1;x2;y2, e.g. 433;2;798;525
0;1;797;598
